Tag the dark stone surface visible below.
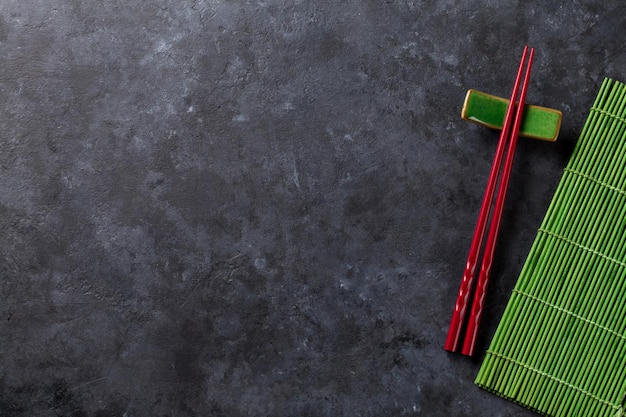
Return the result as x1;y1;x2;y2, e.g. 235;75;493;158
0;1;624;416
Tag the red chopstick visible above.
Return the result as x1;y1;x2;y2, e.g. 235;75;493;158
444;46;534;354
462;48;535;356
443;46;528;352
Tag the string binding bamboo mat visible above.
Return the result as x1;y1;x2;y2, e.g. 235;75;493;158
476;77;626;417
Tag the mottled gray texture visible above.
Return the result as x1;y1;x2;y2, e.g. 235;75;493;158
0;1;624;416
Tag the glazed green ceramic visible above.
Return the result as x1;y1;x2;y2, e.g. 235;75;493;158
461;89;562;142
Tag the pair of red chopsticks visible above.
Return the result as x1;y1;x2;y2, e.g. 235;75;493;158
445;46;535;356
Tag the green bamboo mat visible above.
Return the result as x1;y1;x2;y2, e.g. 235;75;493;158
476;77;626;417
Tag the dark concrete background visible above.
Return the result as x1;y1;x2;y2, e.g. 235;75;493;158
0;1;624;416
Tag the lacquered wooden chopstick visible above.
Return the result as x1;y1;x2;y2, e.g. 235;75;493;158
444;46;529;353
462;47;535;356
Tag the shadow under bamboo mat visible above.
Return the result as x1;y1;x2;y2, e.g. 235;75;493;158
476;77;626;417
